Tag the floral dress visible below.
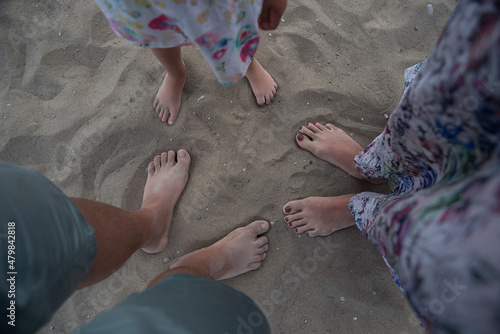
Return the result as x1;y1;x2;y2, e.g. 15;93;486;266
94;0;263;86
348;0;500;332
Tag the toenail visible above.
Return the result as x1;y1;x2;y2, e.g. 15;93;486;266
306;232;309;236
178;150;186;157
299;125;302;130
289;223;292;227
297;134;304;141
285;217;288;222
313;122;316;125
305;121;309;125
285;206;291;213
295;229;298;232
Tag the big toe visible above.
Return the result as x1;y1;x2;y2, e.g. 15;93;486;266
256;95;266;106
176;149;191;168
246;220;270;236
283;201;301;214
295;133;315;151
167;109;179;125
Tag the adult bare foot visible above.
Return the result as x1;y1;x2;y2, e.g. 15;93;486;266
283;195;355;237
296;122;384;184
153;65;186;125
141;150;191;254
245;58;277;105
170;220;270;280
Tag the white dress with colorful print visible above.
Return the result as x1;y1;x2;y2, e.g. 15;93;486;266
95;0;263;86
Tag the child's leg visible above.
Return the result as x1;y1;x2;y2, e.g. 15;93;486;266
245;58;278;106
151;47;186;125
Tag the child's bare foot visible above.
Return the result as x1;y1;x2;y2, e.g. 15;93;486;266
153;62;186;125
245;58;277;105
141;150;190;254
297;122;384;183
170;220;270;280
283;195;355;237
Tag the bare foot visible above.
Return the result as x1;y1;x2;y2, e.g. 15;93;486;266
141;150;191;254
296;122;384;183
170;220;270;280
283;195;355;237
153;62;186;125
245;58;277;105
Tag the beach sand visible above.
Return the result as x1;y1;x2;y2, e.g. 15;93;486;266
0;0;456;333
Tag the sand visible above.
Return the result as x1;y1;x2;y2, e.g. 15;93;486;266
0;0;457;333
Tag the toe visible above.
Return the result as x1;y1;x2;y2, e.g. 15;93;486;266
253;252;266;262
296;133;305;143
283;202;300;214
161;108;169;122
315;123;328;131
166;150;175;167
285;210;303;222
299;125;315;138
255;236;268;248
147;161;155;174
256;243;269;254
296;133;315;150
305;122;320;132
160;152;168;166
176;149;191;167
266;93;272;104
306;229;321;237
248;261;262;271
288;217;305;228
295;224;312;234
153;155;161;170
325;123;337;131
248;220;270;235
168;110;178;125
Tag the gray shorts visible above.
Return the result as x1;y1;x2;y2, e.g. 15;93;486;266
0;161;98;333
0;161;269;334
77;273;270;334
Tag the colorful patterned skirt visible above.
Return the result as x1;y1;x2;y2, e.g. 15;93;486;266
94;0;263;86
349;0;500;332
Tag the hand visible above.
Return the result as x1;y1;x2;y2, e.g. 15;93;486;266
258;0;287;30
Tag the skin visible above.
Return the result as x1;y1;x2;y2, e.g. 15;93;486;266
150;0;288;125
75;149;191;288
283;122;384;237
150;220;269;286
151;47;186;125
75;150;269;290
259;0;288;31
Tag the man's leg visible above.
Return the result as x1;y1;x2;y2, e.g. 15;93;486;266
76;149;190;288
77;221;271;334
150;220;270;284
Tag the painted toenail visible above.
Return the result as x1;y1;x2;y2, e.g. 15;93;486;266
297;134;304;141
306;232;309;236
285;206;291;213
295;229;298;232
289;223;292;227
305;121;309;125
285;217;288;222
299;125;302;130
